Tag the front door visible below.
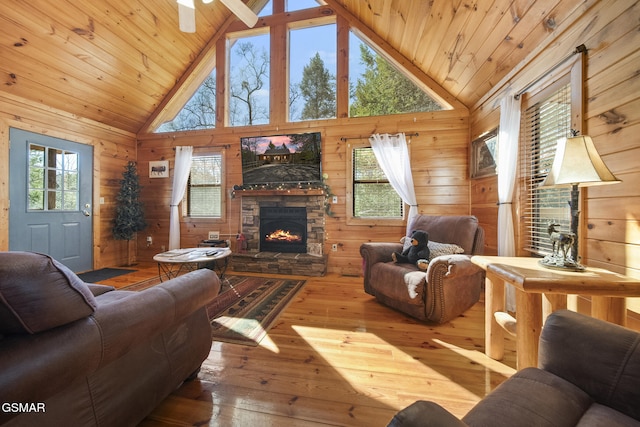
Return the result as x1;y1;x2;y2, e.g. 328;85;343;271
9;128;93;272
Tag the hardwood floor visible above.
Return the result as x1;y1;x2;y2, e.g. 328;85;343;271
99;264;516;426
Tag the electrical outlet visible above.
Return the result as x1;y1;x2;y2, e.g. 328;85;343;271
331;243;338;252
208;231;220;240
146;236;152;245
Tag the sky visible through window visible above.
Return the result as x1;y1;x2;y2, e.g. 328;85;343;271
232;24;369;124
156;1;438;132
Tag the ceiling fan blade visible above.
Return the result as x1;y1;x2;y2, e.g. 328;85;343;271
177;0;196;33
219;0;259;28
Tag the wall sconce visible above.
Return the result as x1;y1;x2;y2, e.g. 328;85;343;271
539;132;620;271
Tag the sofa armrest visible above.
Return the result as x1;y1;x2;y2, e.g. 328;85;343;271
387;400;469;427
360;242;403;295
424;255;485;323
539;310;640;420
86;283;115;296
93;268;220;367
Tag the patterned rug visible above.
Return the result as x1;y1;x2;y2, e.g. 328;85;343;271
208;275;306;346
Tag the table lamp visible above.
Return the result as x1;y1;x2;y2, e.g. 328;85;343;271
539;132;620;271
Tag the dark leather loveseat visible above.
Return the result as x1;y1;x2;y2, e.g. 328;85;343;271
360;215;485;323
388;310;640;427
0;251;220;427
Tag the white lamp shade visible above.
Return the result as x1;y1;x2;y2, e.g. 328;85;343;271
541;135;621;188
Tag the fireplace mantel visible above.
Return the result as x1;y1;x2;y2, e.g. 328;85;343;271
234;188;325;197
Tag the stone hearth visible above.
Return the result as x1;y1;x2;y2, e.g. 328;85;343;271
231;189;327;276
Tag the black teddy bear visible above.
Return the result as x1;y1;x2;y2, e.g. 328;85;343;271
392;230;430;269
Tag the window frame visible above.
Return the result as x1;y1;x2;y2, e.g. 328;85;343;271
517;54;584;257
182;151;226;222
346;141;405;226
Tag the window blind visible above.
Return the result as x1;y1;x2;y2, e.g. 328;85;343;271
520;84;572;256
187;155;222;217
352;147;403;218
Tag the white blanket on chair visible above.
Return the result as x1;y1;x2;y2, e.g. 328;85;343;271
403;271;427;299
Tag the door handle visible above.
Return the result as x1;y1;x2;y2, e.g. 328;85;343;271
83;203;91;217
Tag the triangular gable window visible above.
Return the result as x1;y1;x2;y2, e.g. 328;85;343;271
156;69;216;132
349;32;444;117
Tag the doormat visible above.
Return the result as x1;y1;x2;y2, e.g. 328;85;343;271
77;268;136;283
207;275;306;346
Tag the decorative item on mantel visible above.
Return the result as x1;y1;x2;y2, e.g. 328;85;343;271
231;173;336;217
539;131;620;271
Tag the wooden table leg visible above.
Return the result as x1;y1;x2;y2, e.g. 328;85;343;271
542;293;567;323
485;272;505;361
592;296;627;326
515;290;542;369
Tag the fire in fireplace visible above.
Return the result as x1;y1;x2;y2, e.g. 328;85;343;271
260;206;307;253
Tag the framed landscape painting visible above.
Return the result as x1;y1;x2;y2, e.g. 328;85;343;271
471;128;498;178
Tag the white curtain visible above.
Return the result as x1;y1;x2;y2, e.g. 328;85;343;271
369;133;419;224
169;146;193;250
498;95;521;311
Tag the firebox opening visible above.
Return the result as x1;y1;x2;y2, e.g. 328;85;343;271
260;207;307;253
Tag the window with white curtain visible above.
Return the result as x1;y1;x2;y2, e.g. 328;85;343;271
520;83;572;256
185;154;223;218
349;145;403;219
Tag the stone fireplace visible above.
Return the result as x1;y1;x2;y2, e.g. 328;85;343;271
231;189;327;276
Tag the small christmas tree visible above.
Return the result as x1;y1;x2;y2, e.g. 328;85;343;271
112;162;146;264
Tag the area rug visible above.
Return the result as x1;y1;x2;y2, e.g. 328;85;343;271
77;268;136;283
207;275;306;346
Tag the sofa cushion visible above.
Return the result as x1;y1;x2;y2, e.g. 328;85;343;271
428;241;464;261
0;251;97;334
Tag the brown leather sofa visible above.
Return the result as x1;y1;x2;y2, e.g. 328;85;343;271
360;215;485;323
388;310;640;427
0;251;220;427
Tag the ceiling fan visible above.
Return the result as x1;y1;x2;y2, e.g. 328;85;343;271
177;0;259;33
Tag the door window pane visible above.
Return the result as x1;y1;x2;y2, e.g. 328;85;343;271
28;144;79;211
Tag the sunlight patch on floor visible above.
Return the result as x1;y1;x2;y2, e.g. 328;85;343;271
291;324;492;403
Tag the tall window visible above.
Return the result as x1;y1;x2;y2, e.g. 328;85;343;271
288;23;337;121
228;32;270;126
350;146;403;219
186;154;223;218
520;83;572;256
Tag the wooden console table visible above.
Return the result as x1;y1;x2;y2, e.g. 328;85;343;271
471;256;640;369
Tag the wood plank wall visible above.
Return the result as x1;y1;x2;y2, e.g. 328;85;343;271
470;1;640;313
0;93;137;269
137;108;470;276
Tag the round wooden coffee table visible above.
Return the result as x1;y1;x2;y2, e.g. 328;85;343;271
153;247;232;281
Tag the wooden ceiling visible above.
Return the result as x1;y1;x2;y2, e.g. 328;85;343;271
0;0;584;134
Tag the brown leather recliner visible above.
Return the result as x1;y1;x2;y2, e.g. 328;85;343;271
388;310;640;426
0;251;220;427
360;215;485;324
